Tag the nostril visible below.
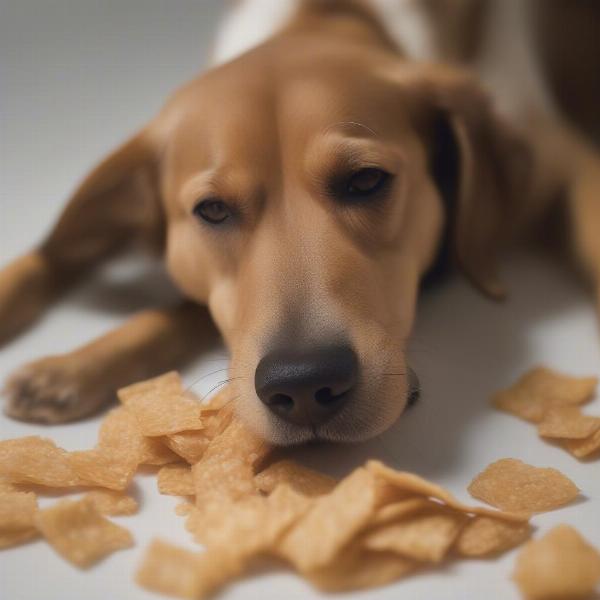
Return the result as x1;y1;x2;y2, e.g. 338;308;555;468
267;393;294;412
315;387;336;406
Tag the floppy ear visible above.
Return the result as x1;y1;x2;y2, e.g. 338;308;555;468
41;127;164;273
423;71;531;299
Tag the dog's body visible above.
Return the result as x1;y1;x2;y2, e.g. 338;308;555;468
2;0;600;444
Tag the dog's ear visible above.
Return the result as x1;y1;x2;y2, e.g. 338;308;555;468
419;70;531;298
42;127;164;271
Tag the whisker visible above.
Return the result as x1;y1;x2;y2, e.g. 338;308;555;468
185;368;231;392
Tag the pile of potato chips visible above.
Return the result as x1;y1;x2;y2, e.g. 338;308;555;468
1;369;600;599
493;366;600;458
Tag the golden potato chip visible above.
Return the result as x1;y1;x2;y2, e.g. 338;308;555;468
371;497;434;526
306;544;418;592
36;498;133;568
126;392;204;437
192;418;270;508
455;516;532;557
254;460;337;497
187;484;311;557
0;490;38;530
565;428;600;458
201;402;235;440
158;464;194;496
368;461;528;521
492;367;597;423
83;490;138;516
0;436;80;487
513;525;600;599
537;406;600;440
0;490;39;548
467;458;579;513
200;386;233;412
363;505;466;563
164;431;210;464
68;449;137;491
279;467;382;571
137;539;243;600
98;406;178;466
0;527;39;549
117;371;183;404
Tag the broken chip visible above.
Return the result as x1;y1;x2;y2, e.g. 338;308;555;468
83;490;139;516
117;371;183;405
68;449;137;491
0;490;39;549
363;503;466;563
513;525;600;599
467;458;579;513
254;459;337;497
455;515;532;557
157;464;195;497
537;405;600;440
492;367;597;423
36;498;133;568
565;428;600;458
0;436;80;487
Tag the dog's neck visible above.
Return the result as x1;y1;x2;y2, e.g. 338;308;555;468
211;0;436;66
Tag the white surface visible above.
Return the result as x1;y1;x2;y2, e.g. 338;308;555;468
1;2;599;600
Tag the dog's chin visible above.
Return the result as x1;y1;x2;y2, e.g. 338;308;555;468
238;393;408;446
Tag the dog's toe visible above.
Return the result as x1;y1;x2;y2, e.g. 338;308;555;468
3;358;99;424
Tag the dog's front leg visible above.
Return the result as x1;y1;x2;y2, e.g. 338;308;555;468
3;303;217;423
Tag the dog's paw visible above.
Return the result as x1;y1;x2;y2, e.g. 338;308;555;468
3;356;105;424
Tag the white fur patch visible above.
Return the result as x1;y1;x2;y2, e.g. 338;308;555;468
211;0;300;65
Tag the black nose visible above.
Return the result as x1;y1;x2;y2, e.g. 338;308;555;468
255;344;358;427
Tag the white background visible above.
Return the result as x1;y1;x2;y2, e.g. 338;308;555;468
1;2;599;599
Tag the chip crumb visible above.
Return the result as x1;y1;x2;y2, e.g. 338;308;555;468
36;498;133;568
513;525;600;599
467;458;579;513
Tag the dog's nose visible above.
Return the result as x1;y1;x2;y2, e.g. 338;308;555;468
255;344;358;427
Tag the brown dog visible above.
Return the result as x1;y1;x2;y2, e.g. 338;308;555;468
1;0;599;445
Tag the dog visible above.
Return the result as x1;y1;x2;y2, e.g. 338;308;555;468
1;0;599;445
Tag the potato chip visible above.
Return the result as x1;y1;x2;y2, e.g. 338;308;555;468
363;504;466;563
84;490;138;516
254;460;337;497
455;516;532;557
158;464;194;496
368;461;528;521
36;498;133;568
279;467;382;571
187;484;311;557
0;490;38;530
201;402;235;440
126;393;205;437
117;371;183;404
513;525;600;599
137;539;243;600
0;436;80;487
98;406;179;466
468;458;579;513
164;431;210;464
371;497;434;526
537;405;600;439
306;544;418;592
68;449;137;491
175;502;194;517
192;418;270;508
492;367;597;423
565;428;600;458
0;490;39;548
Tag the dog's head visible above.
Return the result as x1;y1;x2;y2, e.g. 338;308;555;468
71;9;528;444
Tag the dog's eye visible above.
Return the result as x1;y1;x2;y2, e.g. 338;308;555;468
345;168;390;198
193;198;231;225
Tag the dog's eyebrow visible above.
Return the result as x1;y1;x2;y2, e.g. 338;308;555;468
324;121;379;138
